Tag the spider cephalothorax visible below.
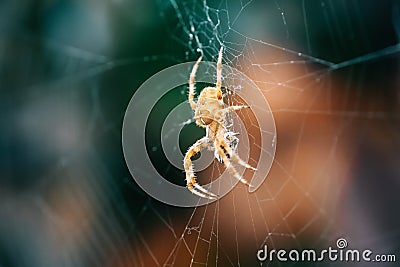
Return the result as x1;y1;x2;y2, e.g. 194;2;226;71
184;47;257;199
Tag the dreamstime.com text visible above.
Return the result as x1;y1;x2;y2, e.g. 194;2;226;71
257;238;396;263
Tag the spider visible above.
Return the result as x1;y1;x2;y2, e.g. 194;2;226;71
184;47;257;199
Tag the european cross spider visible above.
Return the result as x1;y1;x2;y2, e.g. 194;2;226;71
184;47;257;199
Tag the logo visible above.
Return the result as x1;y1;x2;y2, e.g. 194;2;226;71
336;238;348;249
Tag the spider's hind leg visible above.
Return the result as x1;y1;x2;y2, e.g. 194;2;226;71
188;55;203;111
223;105;249;113
216;47;223;90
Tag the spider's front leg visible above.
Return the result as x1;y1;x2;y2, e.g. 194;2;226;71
214;132;239;163
215;138;257;187
184;137;218;199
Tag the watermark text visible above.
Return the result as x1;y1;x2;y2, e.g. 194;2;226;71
257;238;396;263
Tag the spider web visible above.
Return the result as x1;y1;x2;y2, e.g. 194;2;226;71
144;1;400;266
1;0;399;267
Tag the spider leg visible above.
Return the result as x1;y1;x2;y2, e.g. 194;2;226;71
229;153;257;171
215;140;255;187
222;137;257;170
223;105;249;113
216;47;223;90
189;56;202;111
184;137;218;199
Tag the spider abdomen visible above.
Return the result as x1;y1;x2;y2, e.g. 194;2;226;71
194;87;224;126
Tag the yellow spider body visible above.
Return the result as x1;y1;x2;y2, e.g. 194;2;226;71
194;87;223;126
184;47;256;199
